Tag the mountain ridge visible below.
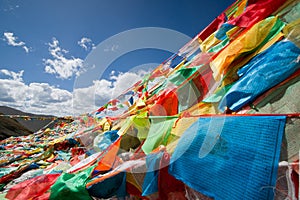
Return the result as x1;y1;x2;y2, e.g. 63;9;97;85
0;106;56;140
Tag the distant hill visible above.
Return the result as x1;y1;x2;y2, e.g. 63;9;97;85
0;106;56;135
0;113;33;140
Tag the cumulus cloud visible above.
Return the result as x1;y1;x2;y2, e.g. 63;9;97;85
109;71;148;97
0;69;151;116
3;32;30;53
0;69;73;116
78;37;95;51
44;37;84;79
0;69;24;81
73;70;150;114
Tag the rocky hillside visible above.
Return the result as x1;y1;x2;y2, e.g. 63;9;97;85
0;106;55;132
0;113;33;140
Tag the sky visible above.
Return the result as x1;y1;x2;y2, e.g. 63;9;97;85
0;0;235;116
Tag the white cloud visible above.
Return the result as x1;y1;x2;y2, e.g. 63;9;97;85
0;69;24;81
73;70;150;114
78;37;95;51
44;37;84;79
109;71;148;97
3;32;24;46
3;32;30;53
72;79;112;113
0;69;73;116
0;69;150;116
22;46;30;53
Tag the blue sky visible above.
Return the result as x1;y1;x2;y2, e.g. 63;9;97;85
0;0;235;116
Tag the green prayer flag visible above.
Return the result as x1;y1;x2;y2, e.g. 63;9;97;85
168;66;200;86
132;116;150;139
142;117;176;154
50;165;94;200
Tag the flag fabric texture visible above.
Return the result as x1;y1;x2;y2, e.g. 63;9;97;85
169;116;286;200
1;0;299;199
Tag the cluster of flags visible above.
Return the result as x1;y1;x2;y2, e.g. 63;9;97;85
0;0;299;199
